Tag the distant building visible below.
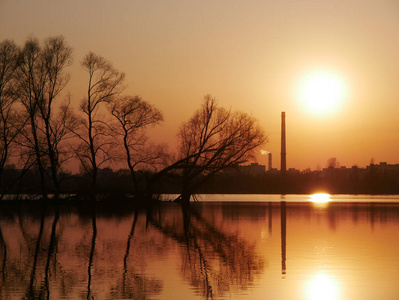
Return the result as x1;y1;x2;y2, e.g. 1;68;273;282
367;162;399;175
268;168;279;174
238;163;266;176
287;168;300;175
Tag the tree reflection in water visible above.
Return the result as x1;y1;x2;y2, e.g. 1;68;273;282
148;204;264;299
87;204;96;300
0;207;7;294
0;203;163;299
2;200;399;299
110;210;163;299
27;206;46;299
0;202;264;299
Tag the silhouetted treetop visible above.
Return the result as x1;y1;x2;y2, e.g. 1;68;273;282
81;52;125;113
110;95;166;192
149;95;267;203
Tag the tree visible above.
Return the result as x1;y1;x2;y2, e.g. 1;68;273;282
109;95;165;193
73;52;125;192
13;36;73;198
0;40;20;193
327;157;339;168
14;38;48;197
149;95;267;204
38;36;74;196
37;36;73;196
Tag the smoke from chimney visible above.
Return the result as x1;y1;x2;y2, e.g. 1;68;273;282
260;150;270;155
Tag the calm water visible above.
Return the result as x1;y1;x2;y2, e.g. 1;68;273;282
1;194;399;299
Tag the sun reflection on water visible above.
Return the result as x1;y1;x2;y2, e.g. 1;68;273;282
309;193;331;203
306;272;340;300
309;193;331;208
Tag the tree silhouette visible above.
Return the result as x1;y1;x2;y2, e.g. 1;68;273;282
37;36;73;197
0;36;271;199
149;95;267;204
327;157;339;168
0;40;20;195
12;36;74;198
110;95;165;193
72;52;125;193
14;38;49;198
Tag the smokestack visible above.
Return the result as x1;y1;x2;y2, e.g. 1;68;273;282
281;112;286;173
268;153;272;171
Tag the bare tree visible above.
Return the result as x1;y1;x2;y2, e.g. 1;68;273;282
37;36;73;197
13;38;48;197
13;36;73;198
73;52;125;193
110;95;165;193
149;95;267;204
327;157;339;168
0;40;20;193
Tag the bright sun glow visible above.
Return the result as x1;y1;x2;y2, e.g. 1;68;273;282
298;70;347;115
306;273;340;300
309;193;331;203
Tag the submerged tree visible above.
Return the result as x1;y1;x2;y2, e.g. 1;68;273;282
110;95;165;193
73;52;125;193
149;95;267;204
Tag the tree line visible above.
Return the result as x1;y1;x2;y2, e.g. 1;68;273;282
0;36;267;203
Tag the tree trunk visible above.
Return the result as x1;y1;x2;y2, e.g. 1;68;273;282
176;191;191;205
30;114;47;199
44;118;60;198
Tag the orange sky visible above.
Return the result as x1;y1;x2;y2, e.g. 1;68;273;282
1;0;399;171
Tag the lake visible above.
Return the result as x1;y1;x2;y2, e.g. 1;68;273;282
1;194;399;299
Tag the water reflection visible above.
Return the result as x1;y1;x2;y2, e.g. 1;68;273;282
0;203;165;299
309;193;331;210
280;201;286;277
309;193;331;203
87;206;96;300
306;272;340;300
148;204;264;299
0;198;399;299
0;202;264;299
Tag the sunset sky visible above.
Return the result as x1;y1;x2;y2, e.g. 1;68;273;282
1;0;398;171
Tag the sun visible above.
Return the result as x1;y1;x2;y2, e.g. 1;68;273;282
298;70;347;115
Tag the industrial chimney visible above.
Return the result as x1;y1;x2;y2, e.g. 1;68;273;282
281;112;286;173
268;152;272;171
